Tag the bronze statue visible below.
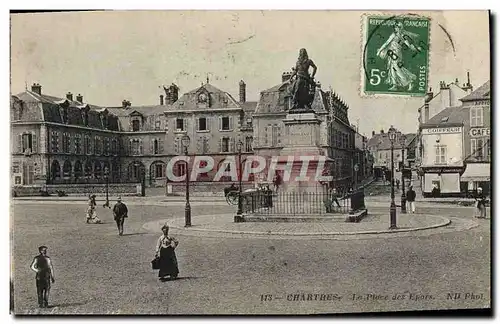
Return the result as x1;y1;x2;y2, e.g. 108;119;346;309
287;48;317;112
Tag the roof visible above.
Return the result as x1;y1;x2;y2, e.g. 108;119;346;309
367;131;414;150
13;90;119;131
165;83;242;112
255;82;329;114
421;106;465;127
107;105;168;117
460;80;490;102
240;101;258;114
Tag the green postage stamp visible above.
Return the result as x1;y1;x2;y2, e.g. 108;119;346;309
362;15;431;96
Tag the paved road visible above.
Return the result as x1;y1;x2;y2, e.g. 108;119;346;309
11;202;490;315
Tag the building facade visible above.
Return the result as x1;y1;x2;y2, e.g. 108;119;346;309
367;129;416;179
12;74;364;193
418;80;490;196
11;86;122;189
252;72;358;191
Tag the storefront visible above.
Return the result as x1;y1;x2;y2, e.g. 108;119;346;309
421;166;465;197
460;163;491;196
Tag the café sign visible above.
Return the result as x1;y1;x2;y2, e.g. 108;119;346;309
469;128;490;137
422;127;461;134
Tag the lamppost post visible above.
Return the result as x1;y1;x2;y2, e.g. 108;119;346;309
236;140;244;216
103;166;110;208
181;135;191;227
400;135;407;214
388;126;397;229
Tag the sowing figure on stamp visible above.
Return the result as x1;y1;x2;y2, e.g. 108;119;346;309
376;22;422;91
287;48;317;111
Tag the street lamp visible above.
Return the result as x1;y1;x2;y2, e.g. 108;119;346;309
133;161;146;197
388;125;397;229
181;134;191;227
400;135;407;214
236;140;244;216
103;166;110;208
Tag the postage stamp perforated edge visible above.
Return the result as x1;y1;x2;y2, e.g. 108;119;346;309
359;12;432;99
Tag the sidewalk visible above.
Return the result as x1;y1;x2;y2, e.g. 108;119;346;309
142;212;470;240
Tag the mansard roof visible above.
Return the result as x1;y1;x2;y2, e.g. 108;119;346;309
460;80;490;102
165;83;242;112
255;82;329;114
12;90;120;131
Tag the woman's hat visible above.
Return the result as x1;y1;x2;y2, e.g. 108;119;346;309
161;223;169;230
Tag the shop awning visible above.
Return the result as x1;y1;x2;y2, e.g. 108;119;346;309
461;163;490;182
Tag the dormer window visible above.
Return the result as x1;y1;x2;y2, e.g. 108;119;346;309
132;119;140;132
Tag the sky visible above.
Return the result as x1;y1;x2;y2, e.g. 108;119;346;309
10;10;490;136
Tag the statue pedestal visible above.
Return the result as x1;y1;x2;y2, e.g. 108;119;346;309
277;112;330;195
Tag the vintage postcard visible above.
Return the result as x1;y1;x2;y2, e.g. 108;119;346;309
9;10;491;315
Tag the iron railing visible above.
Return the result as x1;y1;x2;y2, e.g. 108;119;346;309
240;189;366;216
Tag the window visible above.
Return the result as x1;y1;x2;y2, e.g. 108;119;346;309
94;136;101;155
62;133;71;153
155;164;164;178
221;137;230;152
22;133;33;152
271;125;281;147
111;139;118;156
200;137;209;154
471;139;484;159
176;163;186;177
245;136;253;152
153;139;159;154
197;117;208;131
487;139;491;160
435;145;447;164
103;138;110;156
470;107;483;127
130;139;142;155
51;132;59;153
12;164;20;174
176;118;185;131
132;119;140;132
220;116;232;131
74;135;82;154
84;135;92;155
155;119;161;131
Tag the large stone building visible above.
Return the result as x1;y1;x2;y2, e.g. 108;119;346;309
11;85;122;191
12;74;366;194
252;72;358;190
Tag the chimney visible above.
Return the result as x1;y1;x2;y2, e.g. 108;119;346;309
160;95;164;105
31;83;41;95
66;92;73;101
372;130;375;136
282;72;292;83
239;80;246;103
380;129;384;134
122;100;131;108
170;84;179;103
76;94;83;103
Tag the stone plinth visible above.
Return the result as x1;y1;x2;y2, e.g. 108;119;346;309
277;112;330;195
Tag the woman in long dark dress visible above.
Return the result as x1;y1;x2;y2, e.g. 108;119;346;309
155;224;179;280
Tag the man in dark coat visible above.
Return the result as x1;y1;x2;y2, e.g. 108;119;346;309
113;197;128;236
30;246;55;308
406;185;417;213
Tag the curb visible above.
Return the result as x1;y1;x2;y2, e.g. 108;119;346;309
149;214;452;236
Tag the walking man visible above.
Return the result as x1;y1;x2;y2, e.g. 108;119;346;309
30;246;55;308
113;196;129;236
406;185;416;214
